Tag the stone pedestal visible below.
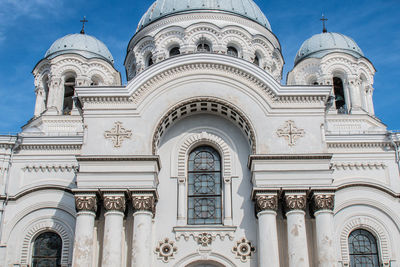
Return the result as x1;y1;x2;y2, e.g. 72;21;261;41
131;193;156;267
72;194;97;267
313;193;336;267
101;193;126;267
255;193;280;267
285;193;309;267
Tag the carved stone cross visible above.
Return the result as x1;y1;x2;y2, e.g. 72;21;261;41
277;120;305;146
104;121;132;148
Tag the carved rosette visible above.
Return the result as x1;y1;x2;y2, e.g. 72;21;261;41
196;233;213;247
75;195;97;213
313;194;335;212
132;195;156;215
255;195;278;214
104;195;126;213
284;194;307;212
232;238;256;262
155;238;178;263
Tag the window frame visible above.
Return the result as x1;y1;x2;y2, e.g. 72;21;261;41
348;228;381;267
31;231;63;267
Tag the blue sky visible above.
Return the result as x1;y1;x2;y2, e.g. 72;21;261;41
0;0;399;134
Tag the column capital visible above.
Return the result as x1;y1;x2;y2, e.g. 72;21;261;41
130;191;157;215
74;194;97;213
284;192;307;212
312;193;335;213
103;193;126;213
254;193;278;214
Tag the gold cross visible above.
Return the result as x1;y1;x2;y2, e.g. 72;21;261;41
104;122;132;148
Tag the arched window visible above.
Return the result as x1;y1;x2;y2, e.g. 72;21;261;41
169;46;181;57
253;54;260;66
146;53;154;67
197;38;211;53
63;77;75;115
32;232;62;267
227;46;238;57
188;146;222;225
348;229;380;267
333;77;347;114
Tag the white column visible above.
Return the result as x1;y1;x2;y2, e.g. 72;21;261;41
223;177;232;225
177;177;186;226
34;87;45;117
285;193;309;267
131;193;156;267
349;79;362;113
255;193;280;267
101;193;126;267
72;194;97;267
366;86;375;115
47;77;62;115
313;193;336;267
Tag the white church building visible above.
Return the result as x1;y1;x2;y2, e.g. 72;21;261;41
1;0;400;266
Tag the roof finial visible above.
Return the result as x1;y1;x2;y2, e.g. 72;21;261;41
80;16;88;34
320;14;328;33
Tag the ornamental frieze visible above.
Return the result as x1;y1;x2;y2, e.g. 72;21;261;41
255;195;278;213
313;194;335;212
104;195;126;212
284;194;307;211
75;195;97;212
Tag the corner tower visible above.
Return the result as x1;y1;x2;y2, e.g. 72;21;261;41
287;30;376;115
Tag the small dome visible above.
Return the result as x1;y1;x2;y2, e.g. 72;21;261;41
137;0;271;31
295;32;364;65
45;33;114;64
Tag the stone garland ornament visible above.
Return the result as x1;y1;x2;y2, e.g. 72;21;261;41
104;195;126;212
196;232;213;247
276;120;305;146
255;195;278;214
285;195;307;211
104;121;132;148
313;194;335;212
75;195;97;212
155;238;178;263
232;238;256;262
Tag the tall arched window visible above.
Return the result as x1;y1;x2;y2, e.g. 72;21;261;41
32;232;62;267
188;146;222;225
169;46;181;57
227;46;238;57
146;53;154;67
63;77;75;115
333;77;347;114
348;229;380;267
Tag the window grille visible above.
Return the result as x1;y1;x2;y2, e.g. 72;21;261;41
348;229;380;267
188;146;222;225
32;232;62;267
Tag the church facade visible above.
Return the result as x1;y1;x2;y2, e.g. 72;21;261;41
1;0;400;266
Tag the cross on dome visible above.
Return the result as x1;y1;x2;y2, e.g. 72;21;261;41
80;16;88;34
320;14;328;33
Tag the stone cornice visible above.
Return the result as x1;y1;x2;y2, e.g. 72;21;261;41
77;54;330;106
248;153;332;168
77;155;161;170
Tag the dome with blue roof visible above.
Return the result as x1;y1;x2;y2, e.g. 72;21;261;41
45;33;114;64
137;0;271;31
295;32;364;65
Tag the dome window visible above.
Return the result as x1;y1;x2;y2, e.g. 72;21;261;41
253;53;260;66
197;38;211;53
146;53;154;67
169;46;181;57
227;46;238;57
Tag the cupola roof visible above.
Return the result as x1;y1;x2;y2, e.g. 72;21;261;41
137;0;271;31
45;33;114;64
295;32;364;65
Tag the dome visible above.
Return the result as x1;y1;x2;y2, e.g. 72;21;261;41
295;32;364;65
45;33;114;64
137;0;271;31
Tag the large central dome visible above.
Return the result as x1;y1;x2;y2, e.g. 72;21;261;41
137;0;271;31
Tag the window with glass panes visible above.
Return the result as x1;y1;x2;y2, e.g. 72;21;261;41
32;232;62;267
187;146;222;225
348;229;380;267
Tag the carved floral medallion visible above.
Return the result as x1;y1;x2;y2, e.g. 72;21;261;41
75;195;97;212
104;195;126;212
155;238;177;263
232;238;256;262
